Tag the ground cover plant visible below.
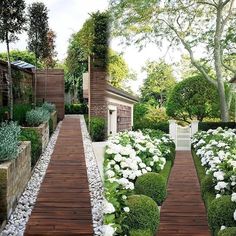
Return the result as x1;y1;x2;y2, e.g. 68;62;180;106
192;128;236;235
103;129;175;235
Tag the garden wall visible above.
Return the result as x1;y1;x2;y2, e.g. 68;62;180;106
88;57;107;120
0;60;33;107
0;141;31;221
35;69;65;120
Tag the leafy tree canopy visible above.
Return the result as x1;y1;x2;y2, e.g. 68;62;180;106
107;49;129;88
166;75;220;122
141;60;176;106
0;50;43;68
0;0;26;43
27;2;49;61
110;0;236;121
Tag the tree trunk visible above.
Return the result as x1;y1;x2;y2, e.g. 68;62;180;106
6;34;13;120
214;5;229;122
34;54;38;106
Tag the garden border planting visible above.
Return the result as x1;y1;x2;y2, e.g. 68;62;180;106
103;129;175;235
192;128;236;235
0;141;31;222
1;122;61;236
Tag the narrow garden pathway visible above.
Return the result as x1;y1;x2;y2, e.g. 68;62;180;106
158;151;210;236
24;116;93;236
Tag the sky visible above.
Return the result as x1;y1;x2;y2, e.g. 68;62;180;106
0;0;109;60
0;0;193;94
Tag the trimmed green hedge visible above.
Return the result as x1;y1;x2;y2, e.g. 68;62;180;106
65;103;88;114
19;128;42;167
126;195;160;234
89;116;106;141
135;172;167;205
133;121;169;133
199;122;236;131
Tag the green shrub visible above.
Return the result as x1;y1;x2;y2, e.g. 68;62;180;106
42;102;56;113
129;229;153;236
89;116;106;141
26;107;50;127
65;103;88;114
0;104;32;125
19;128;42;167
135;172;167;205
0;122;21;162
134;120;169;133
142;129;165;139
218;227;236;236
126;195;160;234
208;196;236;235
199;122;236;131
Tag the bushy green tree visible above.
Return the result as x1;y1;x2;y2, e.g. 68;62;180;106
110;0;236;121
0;0;26;119
141;60;176;106
28;2;49;105
166;75;220;122
0;50;43;68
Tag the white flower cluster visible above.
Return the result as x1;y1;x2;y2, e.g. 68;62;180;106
192;127;236;222
103;130;173;235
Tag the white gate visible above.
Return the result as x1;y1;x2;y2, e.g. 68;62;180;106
169;120;199;151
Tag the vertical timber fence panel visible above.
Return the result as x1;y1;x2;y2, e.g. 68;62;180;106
35;69;65;120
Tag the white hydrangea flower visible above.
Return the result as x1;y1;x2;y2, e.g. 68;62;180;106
234;210;236;221
103;224;116;236
104;200;115;214
123;207;130;213
231;193;236;202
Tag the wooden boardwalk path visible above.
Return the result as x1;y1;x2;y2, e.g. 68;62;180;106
158;151;210;236
24;116;93;236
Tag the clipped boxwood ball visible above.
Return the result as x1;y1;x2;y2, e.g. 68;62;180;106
135;172;167;205
129;229;153;236
126;195;160;234
208;196;236;234
218;227;236;236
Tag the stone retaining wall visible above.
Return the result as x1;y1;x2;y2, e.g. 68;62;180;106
0;141;31;221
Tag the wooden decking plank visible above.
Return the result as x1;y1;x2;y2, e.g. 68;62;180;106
24;116;93;236
157;151;210;236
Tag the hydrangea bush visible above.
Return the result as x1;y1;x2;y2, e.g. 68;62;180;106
103;130;174;235
192;127;236;232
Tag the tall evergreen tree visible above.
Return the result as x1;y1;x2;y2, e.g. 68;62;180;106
27;2;49;105
0;0;26;119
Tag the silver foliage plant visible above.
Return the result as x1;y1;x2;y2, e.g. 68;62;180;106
0;122;21;162
26;107;50;127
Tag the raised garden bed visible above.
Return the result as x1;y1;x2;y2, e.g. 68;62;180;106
0;141;31;222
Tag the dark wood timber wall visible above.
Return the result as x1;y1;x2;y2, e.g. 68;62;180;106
36;69;65;120
88;57;107;120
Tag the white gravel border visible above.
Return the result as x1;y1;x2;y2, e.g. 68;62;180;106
1;122;62;236
79;115;104;236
